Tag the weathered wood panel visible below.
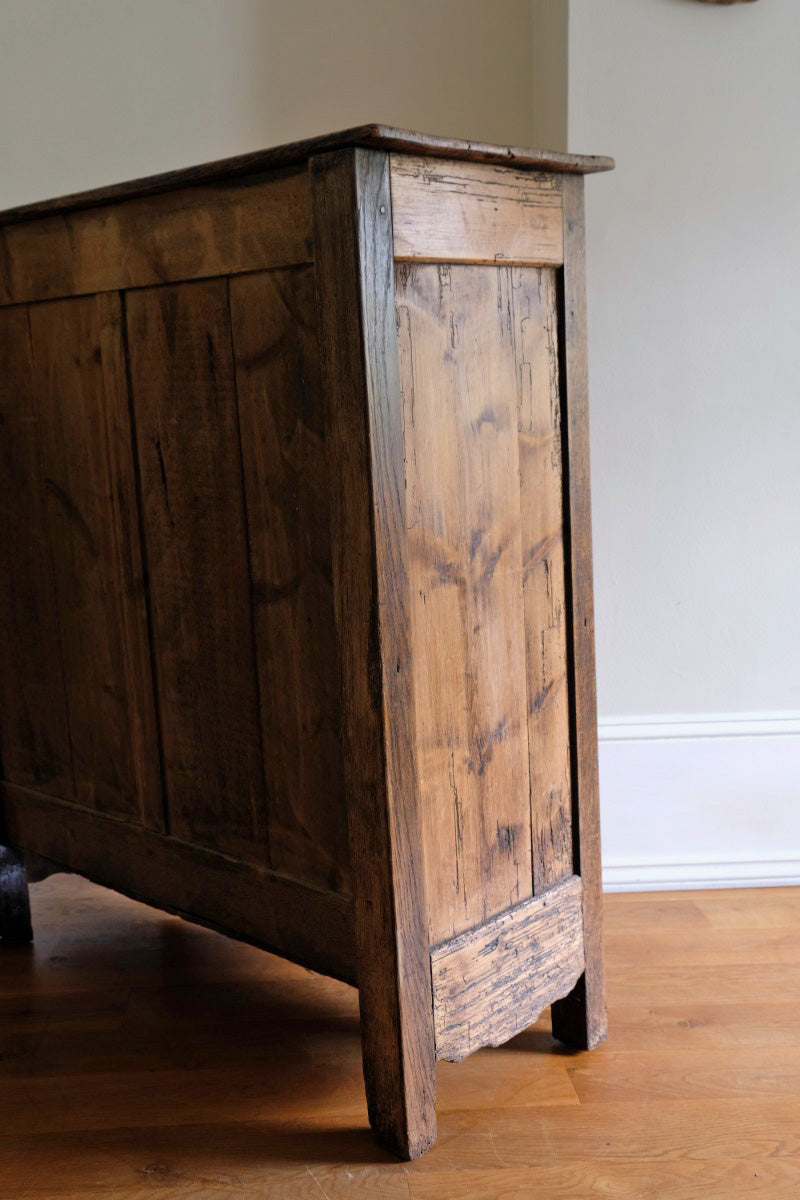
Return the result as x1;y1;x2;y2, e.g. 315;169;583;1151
515;269;574;891
2;781;355;983
312;148;436;1159
0;305;72;796
397;262;533;945
27;294;162;826
391;156;563;266
229;267;349;892
431;874;584;1062
125;279;268;863
551;175;608;1051
0;167;311;306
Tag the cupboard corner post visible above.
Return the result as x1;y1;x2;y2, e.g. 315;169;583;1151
310;146;437;1158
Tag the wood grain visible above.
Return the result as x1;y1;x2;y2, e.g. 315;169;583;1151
391;157;563;266
431;875;584;1062
312;147;436;1159
551;175;607;1052
1;782;355;983
124;279;268;863
0;167;311;306
0;305;72;795
27;294;162;826
397;262;533;945
229;267;349;893
515;268;574;891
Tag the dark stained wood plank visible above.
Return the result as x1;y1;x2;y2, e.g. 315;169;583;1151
396;262;533;946
1;782;355;983
0;305;73;796
514;267;574;892
311;147;436;1159
27;294;162;827
229;267;349;893
431;875;584;1063
124;279;269;864
0;168;311;306
391;157;563;265
0;127;614;231
551;175;607;1051
0;845;33;945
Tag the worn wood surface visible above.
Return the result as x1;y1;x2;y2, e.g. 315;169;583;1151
0;125;613;230
0;168;311;306
551;175;607;1052
516;269;574;892
229;267;348;893
398;262;535;945
124;280;269;864
312;148;436;1159
1;880;795;1199
431;875;584;1063
391;157;563;265
1;783;355;983
0;306;73;796
0;845;32;944
27;294;162;827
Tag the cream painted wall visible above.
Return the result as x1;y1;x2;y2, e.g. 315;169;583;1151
0;0;534;211
568;0;800;719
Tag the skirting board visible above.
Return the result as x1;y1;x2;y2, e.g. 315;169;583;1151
598;712;800;893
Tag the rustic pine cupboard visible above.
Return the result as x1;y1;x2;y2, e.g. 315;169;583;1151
0;126;613;1158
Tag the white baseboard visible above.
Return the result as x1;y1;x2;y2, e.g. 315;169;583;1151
598;712;800;893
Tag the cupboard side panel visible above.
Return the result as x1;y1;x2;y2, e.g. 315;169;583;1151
0;306;73;796
515;268;574;891
397;262;534;946
125;279;269;863
27;293;162;824
229;267;349;892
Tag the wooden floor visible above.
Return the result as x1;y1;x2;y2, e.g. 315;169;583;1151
2;880;800;1199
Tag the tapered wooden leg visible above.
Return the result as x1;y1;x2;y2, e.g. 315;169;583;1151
552;174;607;1054
312;146;437;1157
0;846;33;945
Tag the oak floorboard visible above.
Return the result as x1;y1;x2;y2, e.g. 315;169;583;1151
1;878;799;1197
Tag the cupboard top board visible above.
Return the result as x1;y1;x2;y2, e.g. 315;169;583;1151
0;124;614;228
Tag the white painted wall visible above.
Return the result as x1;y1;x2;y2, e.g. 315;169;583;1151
0;0;535;211
568;0;800;887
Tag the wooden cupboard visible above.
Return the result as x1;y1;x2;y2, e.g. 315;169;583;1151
0;125;613;1158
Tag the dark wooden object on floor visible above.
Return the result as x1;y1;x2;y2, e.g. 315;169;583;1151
0;125;613;1158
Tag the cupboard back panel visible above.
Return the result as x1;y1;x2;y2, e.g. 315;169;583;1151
396;263;573;946
0;261;349;891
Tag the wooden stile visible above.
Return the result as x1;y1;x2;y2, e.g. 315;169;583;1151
0;126;612;1158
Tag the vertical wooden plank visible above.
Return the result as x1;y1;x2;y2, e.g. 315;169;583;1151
515;267;574;891
311;148;436;1159
551;175;607;1051
229;267;349;893
0;305;72;796
28;294;162;827
396;263;533;946
125;279;269;864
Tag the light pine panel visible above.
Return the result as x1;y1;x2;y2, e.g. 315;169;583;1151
515;269;574;891
27;295;162;825
125;279;268;864
0;306;73;796
0;168;311;307
397;262;534;945
229;267;349;893
390;156;563;266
